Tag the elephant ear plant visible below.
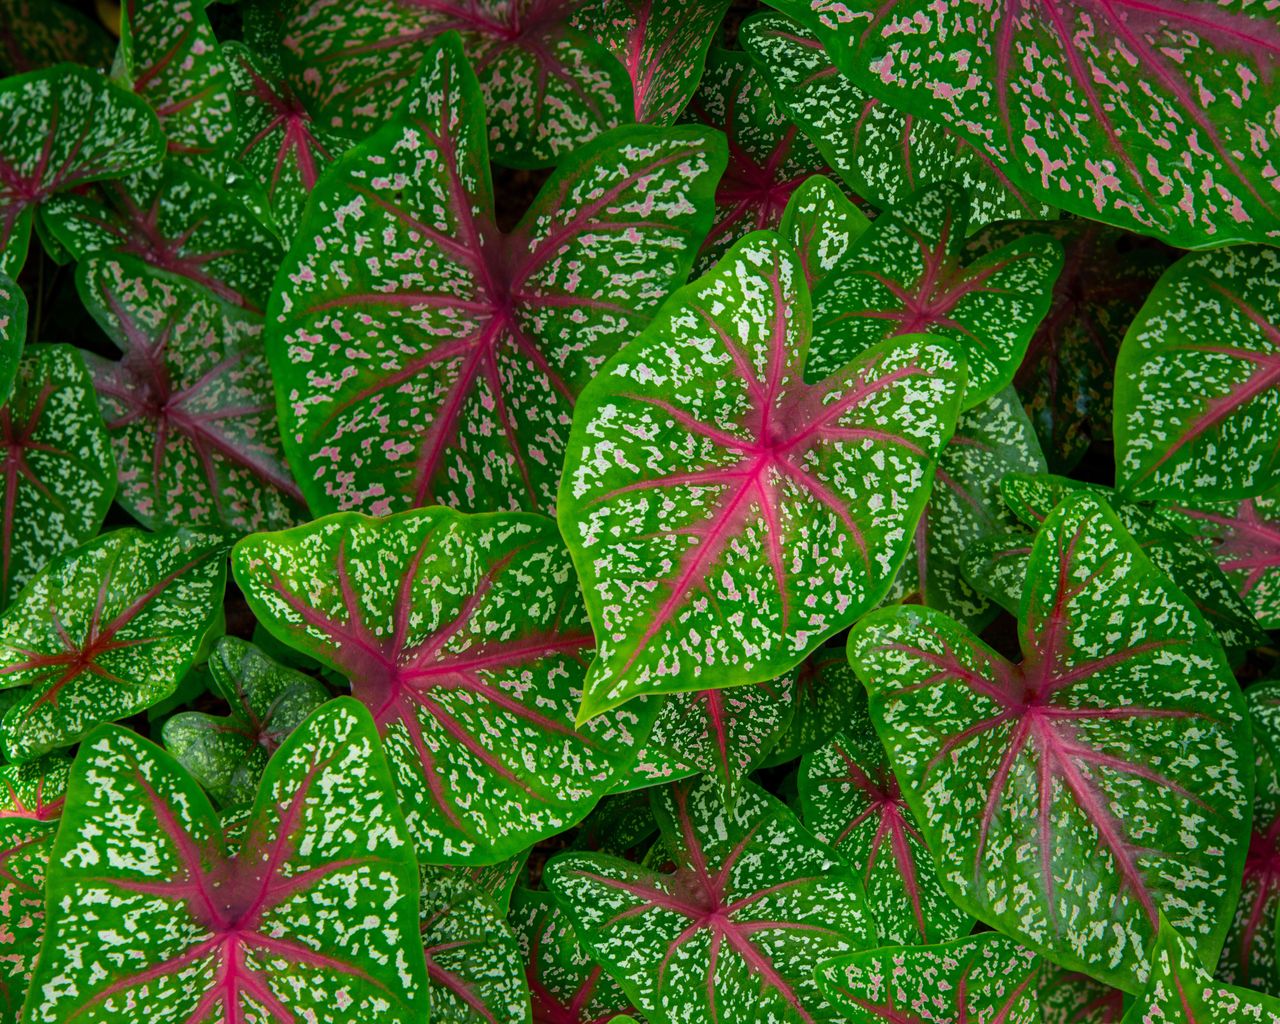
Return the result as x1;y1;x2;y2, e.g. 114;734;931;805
1;4;1279;1023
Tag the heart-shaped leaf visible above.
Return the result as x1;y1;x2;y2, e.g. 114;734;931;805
161;636;330;808
769;0;1280;248
544;775;877;1024
24;698;431;1024
0;64;164;277
0;0;113;76
77;254;305;533
0;344;114;611
233;507;651;863
560;231;965;720
740;13;1050;227
1116;246;1280;504
766;646;865;765
1040;969;1125;1024
779;174;871;296
0;525;228;762
802;182;1061;404
0;272;24;403
816;933;1042;1023
848;491;1252;992
272;35;723;517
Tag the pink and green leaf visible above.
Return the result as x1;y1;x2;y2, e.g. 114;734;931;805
848;491;1252;992
0;272;25;403
560;231;966;719
765;647;866;766
1040;969;1125;1024
779;175;871;297
0;0;113;76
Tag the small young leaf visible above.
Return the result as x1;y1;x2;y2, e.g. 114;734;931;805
766;646;866;765
848;492;1252;992
0;0;113;76
0;344;114;610
544;775;877;1024
161;636;329;807
24;699;431;1024
779;175;872;297
0;272;25;403
77;254;306;533
560;231;965;719
0;526;228;762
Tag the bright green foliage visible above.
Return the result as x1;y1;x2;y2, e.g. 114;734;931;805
271;36;723;517
453;856;526;917
161;636;329;807
77;254;305;533
766;647;865;765
779;175;871;297
0;273;24;404
25;699;430;1024
545;775;877;1024
0;344;114;610
561;231;965;719
0;526;228;762
801;182;1062;404
0;64;163;276
232;507;651;863
1116;246;1280;503
848;492;1251;992
0;0;113;76
817;933;1042;1023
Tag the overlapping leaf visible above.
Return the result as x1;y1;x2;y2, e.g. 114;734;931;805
234;508;651;863
1116;246;1280;503
77;254;305;533
766;646;865;765
25;699;430;1024
0;526;228;762
0;64;164;276
779;175;871;297
273;35;723;517
848;492;1252;991
1040;970;1125;1024
0;0;113;76
0;272;24;403
161;636;330;807
560;231;965;719
545;775;877;1024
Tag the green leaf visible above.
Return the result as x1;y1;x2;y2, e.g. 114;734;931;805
848;491;1252;992
0;64;164;277
161;636;329;807
24;698;431;1024
77;254;306;533
801;182;1061;404
740;13;1050;227
0;272;25;403
0;344;114;610
0;0;114;76
233;507;652;863
1116;245;1280;504
453;856;526;917
779;175;872;297
272;35;724;517
560;230;966;720
544;775;877;1024
765;646;866;765
1039;967;1126;1024
0;526;229;762
816;933;1042;1023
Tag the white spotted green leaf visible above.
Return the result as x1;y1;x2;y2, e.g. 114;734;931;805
0;0;113;76
779;175;872;298
1040;970;1125;1024
766;647;866;765
0;273;25;404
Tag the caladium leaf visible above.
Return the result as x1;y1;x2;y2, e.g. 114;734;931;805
0;0;113;76
455;856;526;916
0;526;228;762
0;64;164;277
816;933;1042;1023
233;507;651;863
273;35;723;517
0;344;115;612
766;646;865;765
766;0;1280;249
1040;970;1126;1024
77;254;306;533
801;182;1062;404
421;867;532;1024
1116;246;1280;504
560;231;966;720
544;775;877;1024
161;636;330;807
24;698;431;1024
740;13;1050;227
575;0;728;125
261;0;630;166
568;791;659;858
0;270;25;404
848;491;1252;992
779;174;871;297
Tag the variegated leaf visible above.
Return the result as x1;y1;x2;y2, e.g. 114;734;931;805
272;36;722;517
816;933;1042;1023
0;526;228;762
802;182;1061;404
0;64;164;277
568;791;659;858
0;345;114;611
0;0;113;76
455;856;525;916
779;174;871;297
848;492;1252;992
766;646;866;765
544;775;877;1024
1040;968;1126;1024
233;508;651;863
1116;246;1280;504
0;272;24;403
161;636;330;808
561;231;966;720
77;254;305;533
24;699;431;1024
